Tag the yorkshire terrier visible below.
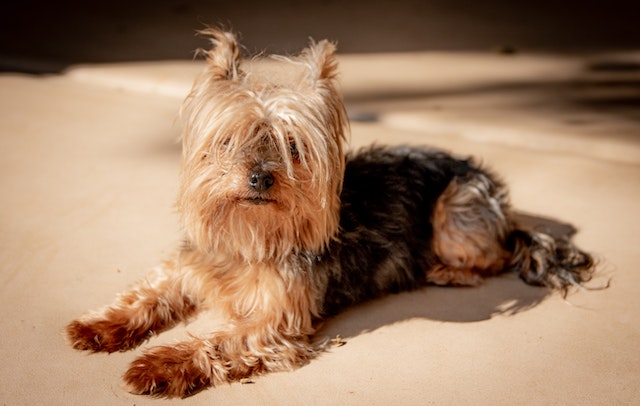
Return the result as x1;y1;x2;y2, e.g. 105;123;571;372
66;28;595;398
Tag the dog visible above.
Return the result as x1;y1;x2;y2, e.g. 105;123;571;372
65;28;596;398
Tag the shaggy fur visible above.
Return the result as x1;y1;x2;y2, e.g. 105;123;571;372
65;28;595;398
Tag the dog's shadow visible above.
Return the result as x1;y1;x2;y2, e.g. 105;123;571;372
316;211;577;339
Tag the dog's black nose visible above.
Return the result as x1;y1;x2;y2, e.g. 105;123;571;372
248;170;275;192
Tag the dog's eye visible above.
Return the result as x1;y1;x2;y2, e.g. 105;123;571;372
217;137;235;154
289;141;300;160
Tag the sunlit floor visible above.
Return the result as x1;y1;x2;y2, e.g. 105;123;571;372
1;50;639;404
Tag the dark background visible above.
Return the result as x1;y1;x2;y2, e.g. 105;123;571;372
2;0;640;73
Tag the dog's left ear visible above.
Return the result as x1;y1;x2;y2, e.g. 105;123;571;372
299;39;340;89
197;28;242;81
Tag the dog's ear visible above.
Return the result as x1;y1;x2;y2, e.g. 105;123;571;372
299;39;340;88
197;28;242;81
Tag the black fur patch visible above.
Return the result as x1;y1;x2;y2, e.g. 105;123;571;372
320;146;480;316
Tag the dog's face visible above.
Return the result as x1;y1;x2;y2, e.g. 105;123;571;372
178;30;348;262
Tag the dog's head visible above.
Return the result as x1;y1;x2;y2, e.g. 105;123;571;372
178;29;348;262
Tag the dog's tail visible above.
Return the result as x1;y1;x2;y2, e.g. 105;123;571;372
506;228;600;295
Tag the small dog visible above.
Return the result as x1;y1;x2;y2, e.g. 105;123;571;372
66;29;595;398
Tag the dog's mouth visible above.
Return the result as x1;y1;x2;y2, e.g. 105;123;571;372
244;197;273;205
239;196;277;206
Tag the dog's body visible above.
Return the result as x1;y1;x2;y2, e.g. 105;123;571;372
66;29;595;398
325;146;508;315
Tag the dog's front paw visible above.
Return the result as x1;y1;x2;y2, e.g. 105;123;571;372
65;318;149;353
123;345;212;398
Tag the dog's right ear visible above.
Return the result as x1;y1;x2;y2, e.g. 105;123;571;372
197;28;242;81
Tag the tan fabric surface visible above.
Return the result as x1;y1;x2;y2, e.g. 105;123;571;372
1;53;638;405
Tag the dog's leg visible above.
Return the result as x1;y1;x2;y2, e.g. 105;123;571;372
122;326;316;398
427;171;511;286
65;255;199;353
426;264;485;286
122;263;320;398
